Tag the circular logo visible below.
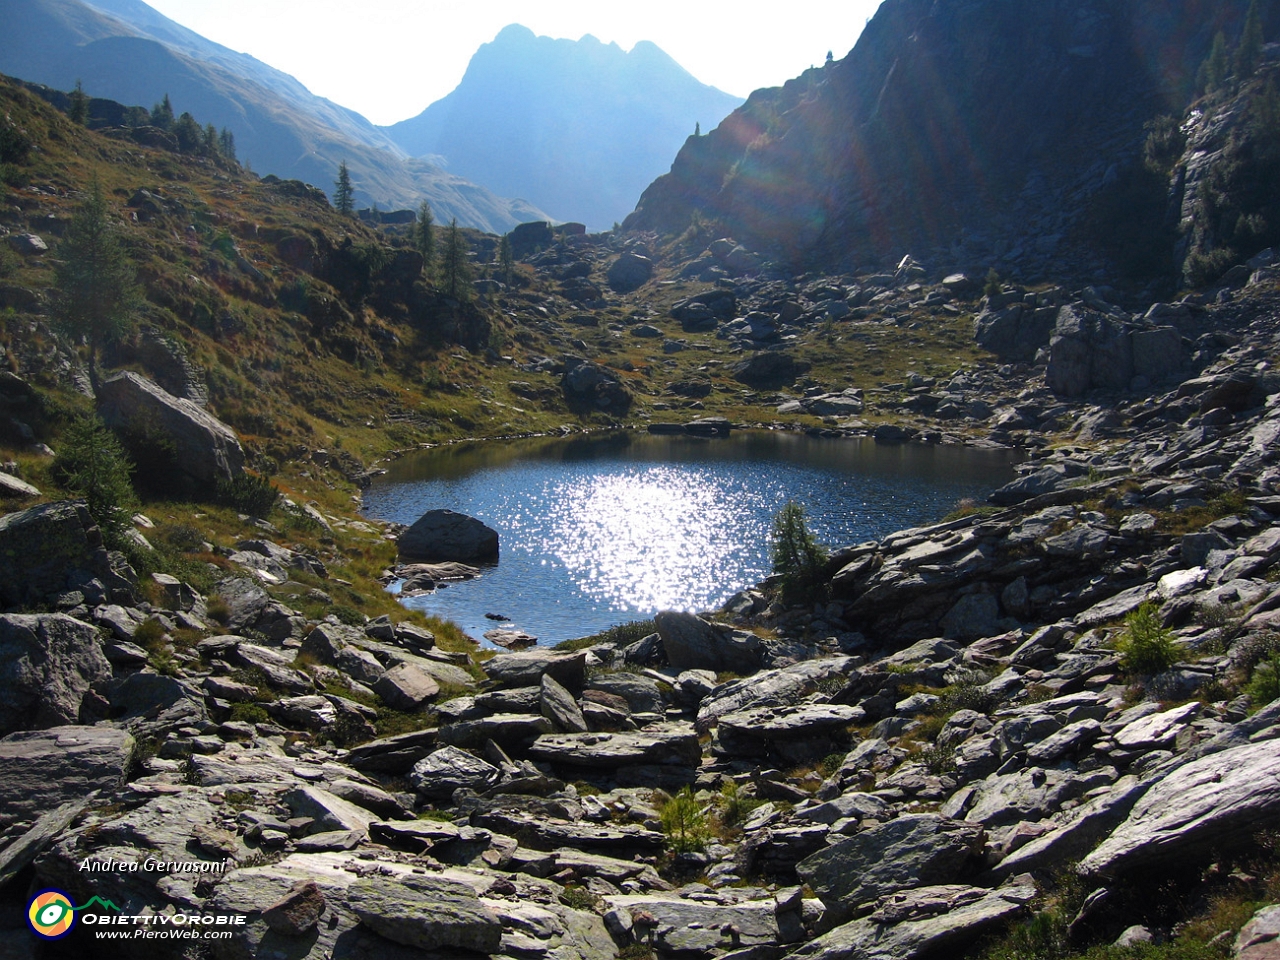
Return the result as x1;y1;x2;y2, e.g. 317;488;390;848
28;890;76;939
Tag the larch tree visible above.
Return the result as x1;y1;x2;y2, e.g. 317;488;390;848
52;182;140;393
441;218;473;301
334;161;354;216
416;200;436;280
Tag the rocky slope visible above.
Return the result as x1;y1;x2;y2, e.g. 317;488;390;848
5;271;1280;959
384;25;743;231
625;0;1279;284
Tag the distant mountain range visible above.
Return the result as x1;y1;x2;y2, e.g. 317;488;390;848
0;0;552;233
383;25;743;232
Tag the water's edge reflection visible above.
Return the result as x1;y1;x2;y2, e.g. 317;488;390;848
363;431;1021;645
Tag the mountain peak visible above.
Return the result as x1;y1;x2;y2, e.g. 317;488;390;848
383;27;743;229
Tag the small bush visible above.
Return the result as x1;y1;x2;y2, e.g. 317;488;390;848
216;472;279;517
717;781;764;827
332;605;366;627
206;595;231;626
1248;654;1280;706
1115;602;1184;676
659;786;711;854
131;617;167;649
227;703;268;725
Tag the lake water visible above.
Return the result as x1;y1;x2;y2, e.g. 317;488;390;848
362;431;1021;645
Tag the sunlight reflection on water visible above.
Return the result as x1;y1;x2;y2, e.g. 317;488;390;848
363;431;1020;644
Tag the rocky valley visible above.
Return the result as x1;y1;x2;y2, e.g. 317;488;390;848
3;1;1280;959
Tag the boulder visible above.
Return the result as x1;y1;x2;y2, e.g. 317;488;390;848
656;611;763;674
796;815;986;922
541;673;588;732
1080;737;1280;879
606;253;653;292
731;351;810;388
974;303;1056;362
96;371;244;484
398;509;499;563
602;893;779;954
373;663;440;711
562;357;632;412
1045;304;1132;398
0;500;107;609
345;874;503;953
1236;905;1280;960
409;745;500;800
0;613;111;734
261;880;326;936
484;649;587;689
0;725;134;820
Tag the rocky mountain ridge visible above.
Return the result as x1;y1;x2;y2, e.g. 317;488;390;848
626;0;1280;289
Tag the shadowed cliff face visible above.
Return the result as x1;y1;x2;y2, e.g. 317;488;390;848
625;0;1266;273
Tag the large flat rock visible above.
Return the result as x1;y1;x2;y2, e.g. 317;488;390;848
529;723;700;769
0;725;133;821
1080;737;1280;879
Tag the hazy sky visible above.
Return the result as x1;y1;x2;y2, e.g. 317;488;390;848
143;0;885;126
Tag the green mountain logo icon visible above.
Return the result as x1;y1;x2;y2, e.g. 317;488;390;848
73;896;122;913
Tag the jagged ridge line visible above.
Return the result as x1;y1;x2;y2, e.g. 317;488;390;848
73;896;122;912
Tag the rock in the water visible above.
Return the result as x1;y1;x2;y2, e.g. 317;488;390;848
796;815;986;922
398;509;499;563
0;725;133;820
1080;737;1280;879
0;613;111;734
656;610;763;674
345;874;503;952
97;371;245;484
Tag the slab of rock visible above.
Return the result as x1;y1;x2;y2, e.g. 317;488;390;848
409;745;500;800
656;610;763;674
0;797;88;889
603;893;779;954
963;767;1115;828
398;509;499;563
0;472;39;499
438;713;553;750
783;880;1036;960
97;371;244;484
284;786;375;836
542;673;588;733
1080;737;1280;879
0;613;111;734
346;874;503;952
346;728;439;774
373;663;439;711
484;649;587;689
796;815;986;922
529;723;700;769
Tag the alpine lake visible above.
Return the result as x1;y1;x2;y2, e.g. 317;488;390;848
362;431;1022;646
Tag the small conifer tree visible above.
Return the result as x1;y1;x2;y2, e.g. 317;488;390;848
150;94;174;129
1200;31;1230;93
498;232;513;283
334;161;354;216
441;218;473;301
1237;0;1265;80
416;200;436;280
68;80;89;126
52;182;140;393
